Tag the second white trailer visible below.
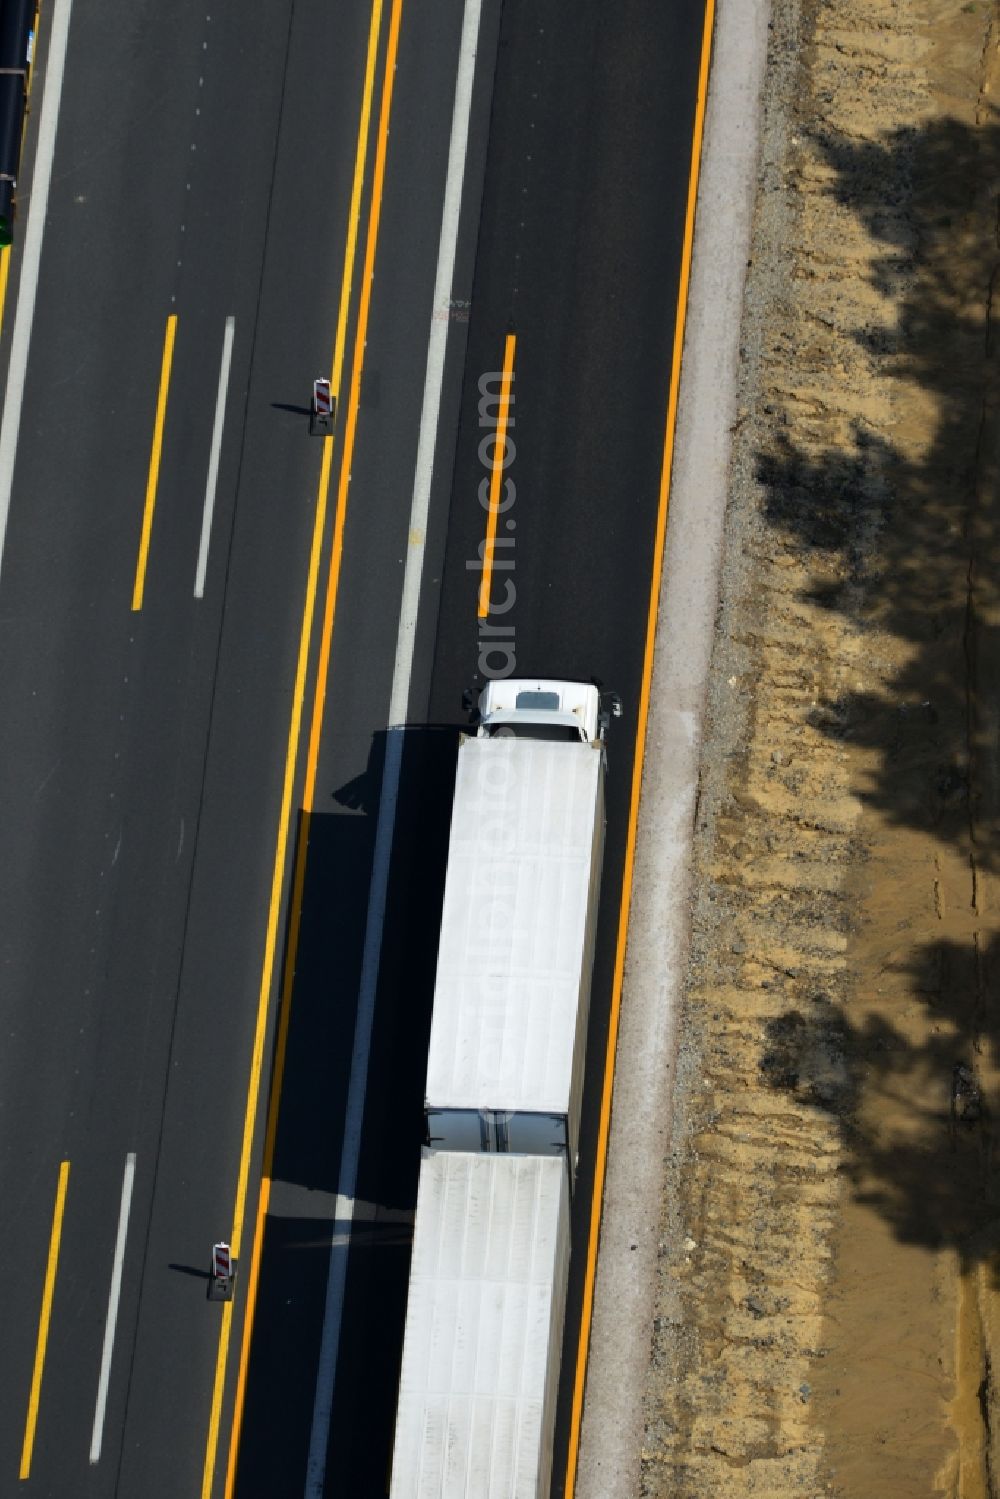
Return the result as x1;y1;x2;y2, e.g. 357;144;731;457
389;1149;571;1499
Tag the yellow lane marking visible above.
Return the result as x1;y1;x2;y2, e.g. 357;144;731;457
20;1159;70;1480
131;314;177;612
563;2;717;1495
209;0;407;1492
220;1179;270;1499
223;0;407;1477
221;801;312;1499
198;371;331;1499
477;331;516;618
302;0;405;812
0;246;11;347
328;0;386;404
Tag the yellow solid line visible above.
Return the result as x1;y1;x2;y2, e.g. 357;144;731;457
220;1177;270;1499
198;392;329;1499
265;0;408;1190
302;0;404;810
563;2;717;1495
221;847;312;1498
0;245;11;347
131;314;178;612
208;1;407;1493
477;332;516;618
20;1159;70;1480
328;0;386;405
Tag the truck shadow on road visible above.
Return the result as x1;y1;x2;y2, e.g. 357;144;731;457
230;724;458;1497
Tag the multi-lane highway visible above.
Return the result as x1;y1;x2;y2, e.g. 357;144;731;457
0;0;710;1495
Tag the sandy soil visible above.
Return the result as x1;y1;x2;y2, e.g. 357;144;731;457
640;0;1000;1494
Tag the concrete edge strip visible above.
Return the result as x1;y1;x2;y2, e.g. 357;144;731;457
574;2;773;1495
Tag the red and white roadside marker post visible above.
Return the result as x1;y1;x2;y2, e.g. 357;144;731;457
310;376;334;435
208;1240;237;1302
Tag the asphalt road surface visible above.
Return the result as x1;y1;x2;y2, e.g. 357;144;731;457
0;1;709;1495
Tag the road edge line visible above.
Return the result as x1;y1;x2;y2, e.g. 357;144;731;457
563;2;718;1495
568;0;775;1494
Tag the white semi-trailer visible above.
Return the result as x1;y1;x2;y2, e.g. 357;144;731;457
389;1150;570;1499
423;679;609;1178
388;680;615;1499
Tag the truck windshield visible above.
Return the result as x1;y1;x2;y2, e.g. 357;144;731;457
514;691;561;712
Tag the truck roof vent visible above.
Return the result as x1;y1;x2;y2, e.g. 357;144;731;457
514;690;561;712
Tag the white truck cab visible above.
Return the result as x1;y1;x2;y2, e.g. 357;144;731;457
475;677;618;744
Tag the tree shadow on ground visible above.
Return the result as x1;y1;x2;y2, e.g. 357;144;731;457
761;931;1000;1277
752;107;1000;1266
